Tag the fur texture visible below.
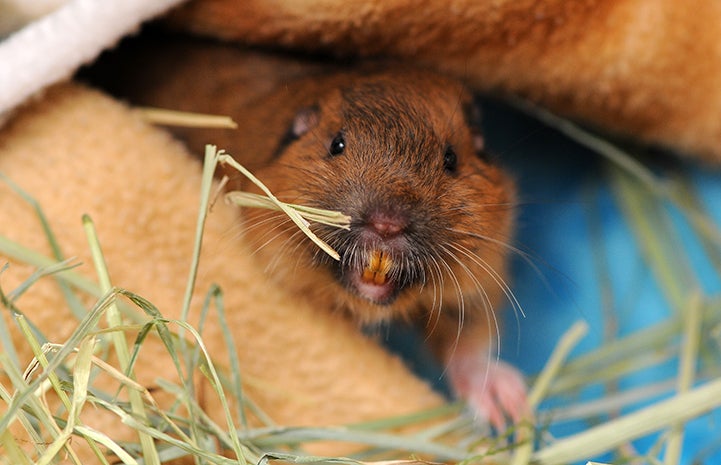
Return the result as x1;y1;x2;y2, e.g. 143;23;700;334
0;83;443;462
84;37;526;427
167;0;721;163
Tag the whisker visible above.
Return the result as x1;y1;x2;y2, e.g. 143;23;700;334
439;244;499;353
423;253;445;337
446;226;557;316
443;202;519;214
446;240;522;350
433;250;466;361
266;228;308;275
437;244;503;401
441;243;502;352
455;243;523;318
246;218;296;258
217;218;247;245
446;226;533;263
242;210;290;235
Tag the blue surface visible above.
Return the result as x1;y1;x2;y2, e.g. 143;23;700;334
384;100;721;464
483;100;721;464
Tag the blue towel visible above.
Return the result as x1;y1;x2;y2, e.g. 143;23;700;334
486;100;721;464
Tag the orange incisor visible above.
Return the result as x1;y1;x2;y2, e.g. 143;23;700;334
362;250;393;285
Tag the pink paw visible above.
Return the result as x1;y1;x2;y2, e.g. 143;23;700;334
447;351;528;431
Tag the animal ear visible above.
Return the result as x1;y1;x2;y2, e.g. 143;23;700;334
462;98;485;154
271;105;322;159
291;105;320;137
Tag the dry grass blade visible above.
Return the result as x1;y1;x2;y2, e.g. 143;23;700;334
511;321;589;465
226;191;351;229
0;427;33;465
135;107;238;129
259;452;441;465
217;147;350;260
82;215;160;465
532;377;721;464
664;293;703;465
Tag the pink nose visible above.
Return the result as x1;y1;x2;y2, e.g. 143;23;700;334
368;212;406;237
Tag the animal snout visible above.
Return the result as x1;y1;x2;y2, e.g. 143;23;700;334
366;210;408;238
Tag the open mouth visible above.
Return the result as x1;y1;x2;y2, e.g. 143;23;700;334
348;249;398;304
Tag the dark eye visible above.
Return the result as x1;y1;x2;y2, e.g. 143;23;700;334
443;145;458;174
329;133;346;156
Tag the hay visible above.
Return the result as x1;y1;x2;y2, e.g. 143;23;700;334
1;113;721;464
136;107;238;129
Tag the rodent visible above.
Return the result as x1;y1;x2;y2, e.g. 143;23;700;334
85;36;528;429
240;69;527;428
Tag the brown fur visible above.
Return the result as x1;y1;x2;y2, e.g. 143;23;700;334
0;83;447;463
166;0;721;163
228;68;524;428
86;32;524;433
244;70;514;332
90;39;516;367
